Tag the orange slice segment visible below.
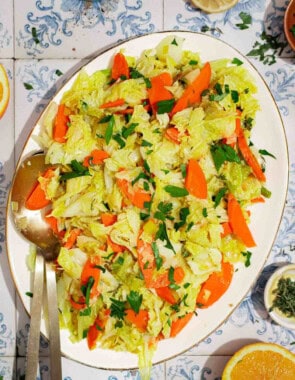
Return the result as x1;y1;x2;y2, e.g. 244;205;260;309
222;342;295;380
0;64;10;119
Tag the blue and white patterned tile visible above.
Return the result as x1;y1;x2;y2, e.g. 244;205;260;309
0;209;16;357
16;292;50;357
166;355;229;380
14;58;85;160
0;1;13;58
0;60;14;207
164;0;294;60
0;357;15;380
16;356;165;380
15;0;163;59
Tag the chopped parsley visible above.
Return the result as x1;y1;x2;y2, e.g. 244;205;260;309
60;159;90;181
242;251;252;267
164;185;189;198
210;143;241;171
270;277;295;318
110;298;126;320
236;12;252;30
151;242;163;270
127;290;143;314
105;115;115;144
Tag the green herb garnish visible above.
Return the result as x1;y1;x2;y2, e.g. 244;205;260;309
236;12;252;30
110;298;126;320
127;290;143;314
151;242;163;270
164;185;189;197
60;159;90;180
156;98;175;114
270;277;295;318
210;143;241;171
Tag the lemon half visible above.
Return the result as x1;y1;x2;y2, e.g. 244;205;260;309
191;0;239;13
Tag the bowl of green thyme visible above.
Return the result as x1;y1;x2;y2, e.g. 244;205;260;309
264;264;295;329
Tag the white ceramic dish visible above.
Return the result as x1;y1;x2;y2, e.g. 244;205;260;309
264;264;295;330
6;31;289;369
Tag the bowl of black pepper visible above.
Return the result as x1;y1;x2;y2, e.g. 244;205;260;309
264;263;295;329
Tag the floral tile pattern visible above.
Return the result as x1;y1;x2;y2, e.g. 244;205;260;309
15;0;163;59
1;0;295;379
0;208;16;357
0;60;14;207
0;2;14;58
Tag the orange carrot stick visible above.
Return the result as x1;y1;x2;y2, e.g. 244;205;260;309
164;127;181;144
156;286;177;304
196;261;234;308
69;296;86;310
63;228;81;249
171;62;211;116
251;196;265;203
81;255;101;298
25;167;55;210
111;52;130;80
148;72;174;109
220;222;232;238
137;237;155;287
125;309;149;332
116;177;151;209
53;104;69;143
235;112;266;182
107;235;125;253
83;149;110;167
101;213;117;227
184;159;207;199
227;193;256;247
170;312;193;337
45;213;59;235
99;98;125;109
87;312;109;350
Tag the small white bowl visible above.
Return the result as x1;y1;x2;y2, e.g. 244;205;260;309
264;263;295;330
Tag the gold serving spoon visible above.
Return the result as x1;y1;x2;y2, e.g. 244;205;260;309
10;153;62;380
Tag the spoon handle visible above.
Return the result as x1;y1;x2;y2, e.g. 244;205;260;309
46;262;62;380
25;253;44;380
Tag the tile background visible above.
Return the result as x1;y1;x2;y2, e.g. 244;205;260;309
1;0;295;379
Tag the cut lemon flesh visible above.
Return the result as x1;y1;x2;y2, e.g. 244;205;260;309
222;342;295;380
0;64;10;119
191;0;239;13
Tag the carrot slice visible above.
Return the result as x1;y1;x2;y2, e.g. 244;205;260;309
117;177;151;209
196;261;234;308
148;72;174;110
63;228;81;249
107;235;125;253
125;309;149;332
101;213;117;227
69;296;86;310
227;193;256;247
83;149;110;167
100;98;125;109
251;196;265;203
170;312;193;337
171;62;211;116
45;213;59;235
156;286;177;304
81;255;101;298
25;167;55;210
111;52;130;80
184;158;207;199
53;104;69;143
137;237;155;287
164;127;181;144
235;112;266;182
221;222;232;238
87;311;109;350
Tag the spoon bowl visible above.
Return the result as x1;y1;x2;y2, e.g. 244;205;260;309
10;152;62;380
